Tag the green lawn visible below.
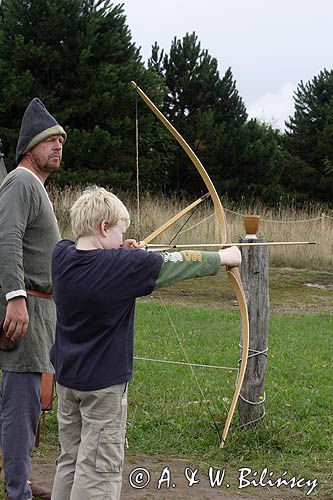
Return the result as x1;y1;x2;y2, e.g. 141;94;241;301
27;268;333;498
130;304;332;481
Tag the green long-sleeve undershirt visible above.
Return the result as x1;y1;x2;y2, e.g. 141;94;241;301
155;250;220;289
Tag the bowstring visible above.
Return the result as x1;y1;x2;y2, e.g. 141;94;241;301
158;293;222;442
168;201;204;244
135;99;221;443
135;93;140;240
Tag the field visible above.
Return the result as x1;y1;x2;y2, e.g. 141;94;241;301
50;186;333;271
1;190;332;499
30;271;332;499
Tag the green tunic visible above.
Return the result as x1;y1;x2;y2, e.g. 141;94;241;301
0;167;60;372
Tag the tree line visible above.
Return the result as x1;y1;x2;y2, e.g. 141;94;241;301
0;0;332;204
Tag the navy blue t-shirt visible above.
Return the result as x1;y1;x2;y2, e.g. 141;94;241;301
50;240;163;391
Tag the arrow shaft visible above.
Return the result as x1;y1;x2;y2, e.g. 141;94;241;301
146;241;316;249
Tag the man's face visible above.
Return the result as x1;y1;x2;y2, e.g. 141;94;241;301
29;135;64;174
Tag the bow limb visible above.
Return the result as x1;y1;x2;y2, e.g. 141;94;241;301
221;268;249;447
132;81;249;448
144;193;210;244
131;81;227;240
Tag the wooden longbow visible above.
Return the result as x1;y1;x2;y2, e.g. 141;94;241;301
132;81;249;448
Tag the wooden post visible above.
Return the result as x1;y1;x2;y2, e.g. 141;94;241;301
238;237;269;428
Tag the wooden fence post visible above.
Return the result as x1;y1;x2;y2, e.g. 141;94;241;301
238;237;269;428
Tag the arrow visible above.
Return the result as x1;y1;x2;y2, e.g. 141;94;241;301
145;241;316;250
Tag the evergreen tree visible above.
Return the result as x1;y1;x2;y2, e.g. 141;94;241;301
149;33;250;196
236;120;287;202
285;69;333;201
0;0;171;191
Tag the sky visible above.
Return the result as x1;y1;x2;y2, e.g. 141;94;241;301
122;0;332;131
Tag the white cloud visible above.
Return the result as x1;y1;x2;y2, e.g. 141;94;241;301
246;83;297;131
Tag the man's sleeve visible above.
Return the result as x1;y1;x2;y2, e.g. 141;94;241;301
0;177;36;296
0;156;7;185
155;250;220;290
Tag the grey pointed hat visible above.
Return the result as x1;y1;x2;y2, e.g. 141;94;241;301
16;98;67;164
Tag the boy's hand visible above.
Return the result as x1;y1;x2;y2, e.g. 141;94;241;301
218;246;242;267
122;239;146;249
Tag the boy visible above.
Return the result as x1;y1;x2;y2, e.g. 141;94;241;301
50;186;241;500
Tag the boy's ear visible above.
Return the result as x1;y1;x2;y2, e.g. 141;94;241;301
100;219;108;237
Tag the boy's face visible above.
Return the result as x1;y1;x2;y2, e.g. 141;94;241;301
104;221;127;249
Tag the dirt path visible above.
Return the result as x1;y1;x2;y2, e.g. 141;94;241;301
31;450;313;500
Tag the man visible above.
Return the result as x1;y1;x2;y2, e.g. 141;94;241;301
0;98;66;500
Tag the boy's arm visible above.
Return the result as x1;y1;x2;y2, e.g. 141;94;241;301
155;247;241;289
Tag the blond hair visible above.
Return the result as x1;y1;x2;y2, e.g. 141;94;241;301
70;186;130;239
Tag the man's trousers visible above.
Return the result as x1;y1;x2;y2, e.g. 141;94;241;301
0;371;42;500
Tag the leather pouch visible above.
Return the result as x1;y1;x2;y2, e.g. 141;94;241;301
0;316;16;351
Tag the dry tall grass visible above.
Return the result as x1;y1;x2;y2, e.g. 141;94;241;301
49;185;333;271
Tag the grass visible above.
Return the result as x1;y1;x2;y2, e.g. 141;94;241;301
131;303;332;488
30;268;333;498
49;186;333;271
134;307;331;499
3;184;332;497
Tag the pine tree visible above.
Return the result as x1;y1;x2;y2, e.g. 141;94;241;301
0;0;170;190
148;33;250;196
285;69;333;201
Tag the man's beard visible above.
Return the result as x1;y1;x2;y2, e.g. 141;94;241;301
35;155;61;173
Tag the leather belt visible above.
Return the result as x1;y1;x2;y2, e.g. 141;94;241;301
27;290;52;300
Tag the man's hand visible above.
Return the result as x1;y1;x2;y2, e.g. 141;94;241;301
218;246;242;268
122;239;146;249
3;297;29;340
